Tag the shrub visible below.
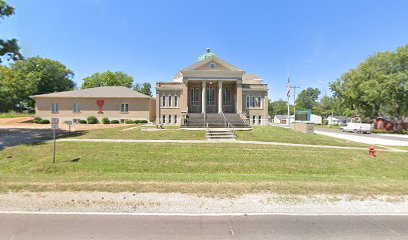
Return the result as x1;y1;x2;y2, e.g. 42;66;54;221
133;120;141;124
78;120;87;124
102;117;110;124
39;119;50;124
125;119;133;124
140;120;148;123
33;117;42;123
110;120;120;124
322;120;328;125
87;116;98;124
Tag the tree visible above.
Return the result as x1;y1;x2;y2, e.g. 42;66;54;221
0;0;23;62
330;44;408;129
82;71;133;89
0;66;39;111
134;82;152;97
12;57;75;95
295;88;321;110
268;99;293;116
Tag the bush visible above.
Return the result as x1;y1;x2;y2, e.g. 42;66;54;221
39;119;50;124
125;119;133;124
87;116;98;124
110;120;120;124
133;120;148;124
322;120;328;126
78;120;87;124
102;117;110;124
33;117;42;123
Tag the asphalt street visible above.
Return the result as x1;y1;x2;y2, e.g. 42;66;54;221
316;128;408;142
0;213;407;240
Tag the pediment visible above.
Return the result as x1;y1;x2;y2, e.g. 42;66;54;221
182;55;243;72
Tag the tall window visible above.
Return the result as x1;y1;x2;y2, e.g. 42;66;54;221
162;95;166;107
257;96;262;108
168;96;172;107
246;96;250;108
73;103;80;113
174;115;178;124
207;86;215;105
252;96;256;108
191;86;199;105
174;95;178;107
162;115;166;124
223;86;231;105
168;115;172;124
121;103;129;113
51;103;59;113
252;115;256;124
258;116;262;125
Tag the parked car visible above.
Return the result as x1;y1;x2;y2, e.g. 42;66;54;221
340;123;371;134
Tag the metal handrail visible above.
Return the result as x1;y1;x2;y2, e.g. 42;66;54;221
221;111;235;130
238;111;250;126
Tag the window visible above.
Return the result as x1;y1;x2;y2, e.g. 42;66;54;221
174;115;178;124
252;96;256;108
257;96;262;108
207;86;215;105
174;95;178;107
121;103;129;113
252;115;256;124
258;116;262;125
51;103;59;113
73;103;80;113
168;115;172;124
168;96;172;107
162;95;166;107
223;86;231;105
162;115;166;124
246;96;250;108
191;86;199;105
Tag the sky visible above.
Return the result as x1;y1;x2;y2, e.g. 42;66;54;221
2;0;408;101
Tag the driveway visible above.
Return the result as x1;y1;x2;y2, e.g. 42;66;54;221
315;128;408;146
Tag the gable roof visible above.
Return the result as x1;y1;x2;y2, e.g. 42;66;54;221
182;55;243;72
31;86;152;99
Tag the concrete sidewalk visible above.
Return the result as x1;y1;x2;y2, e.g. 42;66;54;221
315;130;408;146
57;138;408;152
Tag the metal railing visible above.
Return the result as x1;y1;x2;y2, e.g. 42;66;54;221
221;111;235;131
238;111;250;126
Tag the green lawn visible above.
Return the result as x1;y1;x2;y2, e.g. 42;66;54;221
70;125;206;140
235;126;368;147
0;111;32;118
1;141;407;196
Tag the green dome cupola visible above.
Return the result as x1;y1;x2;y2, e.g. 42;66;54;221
198;48;216;61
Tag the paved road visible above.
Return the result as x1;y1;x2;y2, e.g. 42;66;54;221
0;214;407;239
315;128;408;146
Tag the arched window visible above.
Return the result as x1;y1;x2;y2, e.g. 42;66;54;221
252;96;256;107
168;95;172;107
257;96;261;108
162;95;166;107
174;95;178;107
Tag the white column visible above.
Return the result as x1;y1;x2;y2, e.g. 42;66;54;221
201;81;206;113
218;80;223;113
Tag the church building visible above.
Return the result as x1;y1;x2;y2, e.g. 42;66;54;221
156;49;269;127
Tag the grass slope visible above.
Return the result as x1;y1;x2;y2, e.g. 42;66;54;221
1;142;407;196
71;126;206;140
235;126;369;147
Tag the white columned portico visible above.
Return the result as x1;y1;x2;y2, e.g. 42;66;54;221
218;80;223;113
201;81;206;113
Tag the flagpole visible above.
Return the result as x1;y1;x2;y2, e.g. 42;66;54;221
287;69;291;127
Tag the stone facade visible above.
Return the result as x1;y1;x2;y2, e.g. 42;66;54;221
156;51;269;126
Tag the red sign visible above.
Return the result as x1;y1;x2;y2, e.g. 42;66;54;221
96;100;104;113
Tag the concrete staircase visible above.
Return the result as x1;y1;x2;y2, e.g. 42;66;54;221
183;113;249;128
206;129;236;141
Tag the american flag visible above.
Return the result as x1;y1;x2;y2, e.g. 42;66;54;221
287;76;291;97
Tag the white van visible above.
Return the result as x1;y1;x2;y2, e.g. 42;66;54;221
340;123;371;134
